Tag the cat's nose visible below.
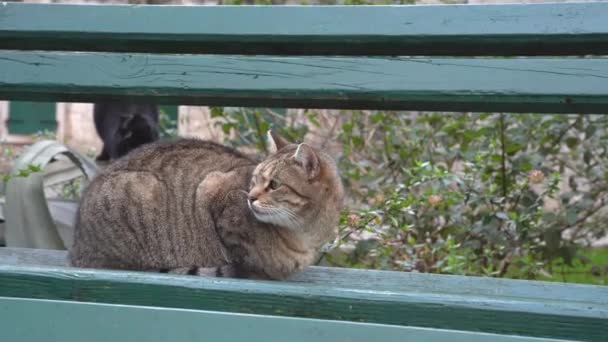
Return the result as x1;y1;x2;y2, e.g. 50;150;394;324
248;188;262;202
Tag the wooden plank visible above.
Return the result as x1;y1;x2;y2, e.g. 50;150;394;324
0;297;571;342
1;51;608;113
1;247;606;307
1;2;608;56
0;249;606;341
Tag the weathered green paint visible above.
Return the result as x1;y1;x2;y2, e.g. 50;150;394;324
1;51;607;113
0;262;605;340
7;101;56;134
0;297;573;342
1;2;607;56
1;247;606;308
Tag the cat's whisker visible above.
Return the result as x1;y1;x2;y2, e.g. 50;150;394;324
250;204;303;230
282;208;303;226
275;208;303;230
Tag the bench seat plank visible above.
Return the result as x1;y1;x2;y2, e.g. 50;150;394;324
1;51;608;113
0;248;605;341
0;297;572;342
1;2;608;56
0;247;605;308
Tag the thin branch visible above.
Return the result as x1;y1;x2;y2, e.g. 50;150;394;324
566;197;606;240
497;249;514;278
549;115;581;148
264;108;289;122
321;115;341;149
499;113;508;200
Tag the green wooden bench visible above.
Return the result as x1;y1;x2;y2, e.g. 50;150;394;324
1;2;607;341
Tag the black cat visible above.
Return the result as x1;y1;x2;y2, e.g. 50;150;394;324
93;102;160;161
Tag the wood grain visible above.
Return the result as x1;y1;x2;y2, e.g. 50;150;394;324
0;297;573;342
1;51;608;113
1;2;608;56
0;248;606;341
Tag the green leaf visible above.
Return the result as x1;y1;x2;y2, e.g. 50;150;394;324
210;106;225;118
342;122;353;134
583;151;592;166
27;164;42;172
565;137;579;148
258;121;270;135
514;159;533;172
221;122;235;134
353;239;378;258
351;136;364;148
305;111;321;127
544;229;561;253
566;208;578;226
505;142;524;155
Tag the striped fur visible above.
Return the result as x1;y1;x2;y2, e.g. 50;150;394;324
68;134;344;280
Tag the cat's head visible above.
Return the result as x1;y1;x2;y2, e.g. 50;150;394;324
247;131;344;246
113;113;160;158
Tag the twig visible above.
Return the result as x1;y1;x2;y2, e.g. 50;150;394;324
315;214;377;265
548;114;581;149
499;113;508;200
264;108;289;122
321;115;341;149
565;196;606;240
497;249;514;278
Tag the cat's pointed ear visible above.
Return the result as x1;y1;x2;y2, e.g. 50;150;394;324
294;143;320;180
267;130;290;154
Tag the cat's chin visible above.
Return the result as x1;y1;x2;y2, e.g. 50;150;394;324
247;201;299;230
247;200;268;219
252;212;274;225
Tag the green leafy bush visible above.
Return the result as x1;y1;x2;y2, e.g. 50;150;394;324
213;109;608;283
332;112;608;280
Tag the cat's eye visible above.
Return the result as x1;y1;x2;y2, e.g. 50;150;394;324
268;179;281;190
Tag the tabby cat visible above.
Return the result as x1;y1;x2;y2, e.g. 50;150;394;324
93;101;159;161
69;131;344;279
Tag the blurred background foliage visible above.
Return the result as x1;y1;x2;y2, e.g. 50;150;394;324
209;107;608;285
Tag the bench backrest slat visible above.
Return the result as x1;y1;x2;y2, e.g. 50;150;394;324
2;2;608;113
1;2;608;56
1;51;607;113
